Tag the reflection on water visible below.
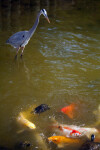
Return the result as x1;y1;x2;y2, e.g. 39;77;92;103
0;0;100;149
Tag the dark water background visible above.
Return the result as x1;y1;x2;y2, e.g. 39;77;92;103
0;0;100;149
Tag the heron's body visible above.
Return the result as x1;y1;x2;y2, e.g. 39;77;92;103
6;31;29;49
6;9;50;58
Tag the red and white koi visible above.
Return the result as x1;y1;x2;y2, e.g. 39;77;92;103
52;125;82;138
52;123;99;138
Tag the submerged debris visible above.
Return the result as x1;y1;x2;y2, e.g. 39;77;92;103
31;104;50;114
79;134;100;150
14;141;31;149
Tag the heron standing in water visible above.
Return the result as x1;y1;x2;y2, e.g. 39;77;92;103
6;9;50;58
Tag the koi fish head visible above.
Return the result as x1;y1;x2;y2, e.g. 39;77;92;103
48;136;61;144
51;125;63;131
57;125;63;131
70;130;81;137
48;136;81;145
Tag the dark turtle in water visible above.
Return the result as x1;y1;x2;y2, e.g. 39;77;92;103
80;134;100;150
31;104;50;114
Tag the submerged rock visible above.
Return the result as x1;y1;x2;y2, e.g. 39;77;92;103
31;104;50;114
80;134;100;150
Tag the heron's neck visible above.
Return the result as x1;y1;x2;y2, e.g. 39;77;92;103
28;12;41;38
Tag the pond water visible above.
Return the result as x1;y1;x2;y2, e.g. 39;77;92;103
0;0;100;149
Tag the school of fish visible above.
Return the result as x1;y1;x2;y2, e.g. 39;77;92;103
17;104;100;149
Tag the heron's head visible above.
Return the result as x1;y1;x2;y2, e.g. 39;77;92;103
41;9;50;23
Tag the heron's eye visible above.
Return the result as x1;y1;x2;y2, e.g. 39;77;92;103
23;35;24;38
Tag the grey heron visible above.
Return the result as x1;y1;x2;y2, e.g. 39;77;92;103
6;9;50;58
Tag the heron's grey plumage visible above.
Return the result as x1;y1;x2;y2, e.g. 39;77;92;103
6;31;28;49
6;9;50;57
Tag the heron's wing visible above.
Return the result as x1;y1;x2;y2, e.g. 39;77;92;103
6;31;28;48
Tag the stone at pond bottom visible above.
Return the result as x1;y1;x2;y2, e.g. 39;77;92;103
31;104;50;114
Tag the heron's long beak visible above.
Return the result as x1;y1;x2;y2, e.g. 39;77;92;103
46;17;50;23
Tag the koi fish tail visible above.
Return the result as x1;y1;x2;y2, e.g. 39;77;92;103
67;112;74;119
17;113;25;122
61;103;76;119
17;112;36;129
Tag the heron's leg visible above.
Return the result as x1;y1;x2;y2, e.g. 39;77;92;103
15;47;20;59
20;47;25;58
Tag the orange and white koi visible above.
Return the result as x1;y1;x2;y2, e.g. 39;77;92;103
17;112;36;129
61;103;76;119
52;123;98;138
48;136;82;148
52;125;82;138
51;117;99;138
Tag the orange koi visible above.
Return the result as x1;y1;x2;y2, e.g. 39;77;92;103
61;103;76;119
48;136;81;148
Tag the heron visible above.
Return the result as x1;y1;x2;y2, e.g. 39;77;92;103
6;9;50;58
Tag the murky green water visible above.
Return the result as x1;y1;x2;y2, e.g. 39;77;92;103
0;0;100;149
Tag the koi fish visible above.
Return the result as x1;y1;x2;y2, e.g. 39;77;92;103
17;113;36;129
51;118;99;138
52;125;82;138
53;123;98;138
48;136;82;148
61;103;76;119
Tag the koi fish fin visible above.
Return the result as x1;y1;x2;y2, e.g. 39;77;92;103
61;103;76;119
20;105;37;119
93;105;100;127
57;144;65;148
35;133;50;150
50;116;59;124
67;112;74;119
17;129;25;134
93;105;100;120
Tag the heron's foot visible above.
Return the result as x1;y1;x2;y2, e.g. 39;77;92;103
15;54;17;60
